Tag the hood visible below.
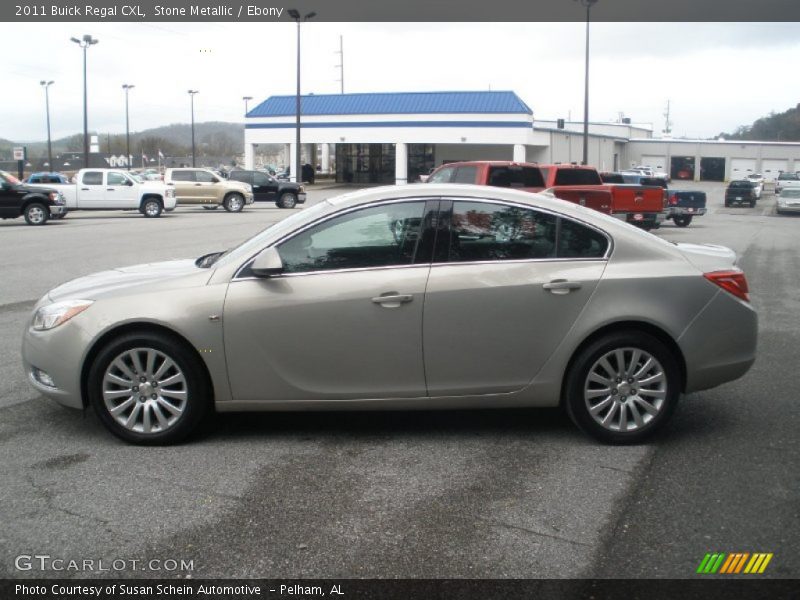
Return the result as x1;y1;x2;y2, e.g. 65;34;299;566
227;180;252;192
47;259;206;303
139;180;168;191
674;243;737;273
19;183;58;195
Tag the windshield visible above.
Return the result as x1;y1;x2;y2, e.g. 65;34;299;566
129;174;144;183
780;189;800;198
778;173;799;180
0;171;21;185
209;201;333;267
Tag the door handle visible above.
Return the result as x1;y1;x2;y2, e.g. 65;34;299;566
106;188;115;191
371;293;413;307
81;188;90;191
195;183;203;186
543;280;582;294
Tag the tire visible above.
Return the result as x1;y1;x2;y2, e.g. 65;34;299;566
749;200;756;208
223;193;245;212
87;332;210;445
24;202;49;226
724;201;731;207
278;192;297;209
673;215;693;227
564;330;681;444
141;198;163;218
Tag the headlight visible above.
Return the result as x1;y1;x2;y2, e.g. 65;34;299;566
32;299;94;331
165;188;175;198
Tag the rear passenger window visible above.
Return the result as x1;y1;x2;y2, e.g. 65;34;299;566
447;201;557;262
487;166;544;188
195;171;216;183
82;172;103;185
554;168;602;185
557;218;609;258
170;171;193;182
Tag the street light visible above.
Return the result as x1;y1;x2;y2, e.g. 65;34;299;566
242;95;253;116
122;84;134;170
288;9;316;183
70;34;98;169
188;90;199;167
575;0;597;166
40;80;54;171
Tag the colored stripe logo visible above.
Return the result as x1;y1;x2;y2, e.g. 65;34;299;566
696;552;773;574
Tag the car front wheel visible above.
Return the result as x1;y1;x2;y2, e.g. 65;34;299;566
87;332;210;445
564;331;680;444
278;192;297;209
223;193;245;212
24;202;49;225
141;198;163;218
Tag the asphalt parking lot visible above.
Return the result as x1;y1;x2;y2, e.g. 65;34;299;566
0;182;797;579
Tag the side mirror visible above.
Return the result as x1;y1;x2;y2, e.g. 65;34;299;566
251;247;284;277
127;179;134;186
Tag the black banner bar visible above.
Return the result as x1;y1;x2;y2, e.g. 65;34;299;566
4;0;800;22
3;579;799;600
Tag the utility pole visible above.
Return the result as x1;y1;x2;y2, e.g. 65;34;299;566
70;34;99;169
123;84;134;169
335;35;344;94
663;100;673;136
40;80;54;170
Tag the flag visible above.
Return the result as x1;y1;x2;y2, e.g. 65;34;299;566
158;150;165;160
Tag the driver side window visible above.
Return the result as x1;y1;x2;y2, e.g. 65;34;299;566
277;202;427;274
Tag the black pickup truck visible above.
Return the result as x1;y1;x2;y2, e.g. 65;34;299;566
0;170;67;225
725;181;758;208
665;190;706;227
228;169;307;208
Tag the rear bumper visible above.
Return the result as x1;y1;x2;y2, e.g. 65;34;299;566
668;206;706;217
614;211;663;228
679;289;758;393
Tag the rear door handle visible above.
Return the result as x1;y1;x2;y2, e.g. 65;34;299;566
543;280;582;294
371;293;413;308
106;188;115;191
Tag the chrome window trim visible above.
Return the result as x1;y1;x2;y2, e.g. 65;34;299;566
232;197;435;280
443;196;614;261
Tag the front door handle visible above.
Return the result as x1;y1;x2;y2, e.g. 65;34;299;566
543;280;582;295
371;293;413;308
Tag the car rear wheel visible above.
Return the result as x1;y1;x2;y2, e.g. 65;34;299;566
88;332;210;445
223;193;245;212
278;192;297;209
673;215;692;227
141;198;163;218
24;203;49;225
564;331;680;444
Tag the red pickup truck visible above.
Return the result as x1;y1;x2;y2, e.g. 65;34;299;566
426;161;666;230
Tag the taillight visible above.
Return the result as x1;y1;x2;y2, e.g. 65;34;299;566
704;270;750;302
669;193;678;206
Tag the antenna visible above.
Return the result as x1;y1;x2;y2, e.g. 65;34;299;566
663;100;672;135
334;35;344;94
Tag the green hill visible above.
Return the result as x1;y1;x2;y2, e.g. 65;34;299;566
720;104;800;142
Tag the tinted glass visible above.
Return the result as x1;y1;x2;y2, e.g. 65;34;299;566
170;171;194;182
453;166;478;184
729;181;752;189
447;201;556;262
778;173;799;180
253;173;270;186
82;171;103;186
195;170;216;183
554;168;602;185
781;189;800;198
558;218;609;258
277;202;427;274
107;172;128;186
428;167;455;183
487;166;545;188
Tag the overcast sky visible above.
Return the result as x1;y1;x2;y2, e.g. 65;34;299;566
1;21;799;142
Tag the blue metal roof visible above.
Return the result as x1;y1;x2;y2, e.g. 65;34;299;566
247;91;532;118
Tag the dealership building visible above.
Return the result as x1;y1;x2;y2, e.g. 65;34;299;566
243;91;800;184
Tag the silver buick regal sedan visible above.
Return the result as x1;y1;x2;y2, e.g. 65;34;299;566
22;184;757;445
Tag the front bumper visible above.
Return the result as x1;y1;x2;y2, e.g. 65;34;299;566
245;193;254;205
776;202;800;213
49;205;68;216
668;206;706;217
21;307;90;410
297;192;307;204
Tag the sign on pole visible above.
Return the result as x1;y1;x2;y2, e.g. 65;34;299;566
13;147;25;161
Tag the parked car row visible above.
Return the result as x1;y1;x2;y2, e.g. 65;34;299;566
2;167;306;225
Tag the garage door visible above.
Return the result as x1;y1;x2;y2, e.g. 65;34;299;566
730;158;757;180
761;159;788;182
639;155;667;172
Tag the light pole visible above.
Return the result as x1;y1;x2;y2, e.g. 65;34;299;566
576;0;597;166
188;90;198;167
40;80;54;170
122;84;134;170
288;9;316;183
243;95;253;116
70;34;98;169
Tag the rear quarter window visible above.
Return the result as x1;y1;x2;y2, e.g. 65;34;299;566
554;168;602;185
169;171;194;182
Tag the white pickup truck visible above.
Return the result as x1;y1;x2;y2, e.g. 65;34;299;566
27;168;177;217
